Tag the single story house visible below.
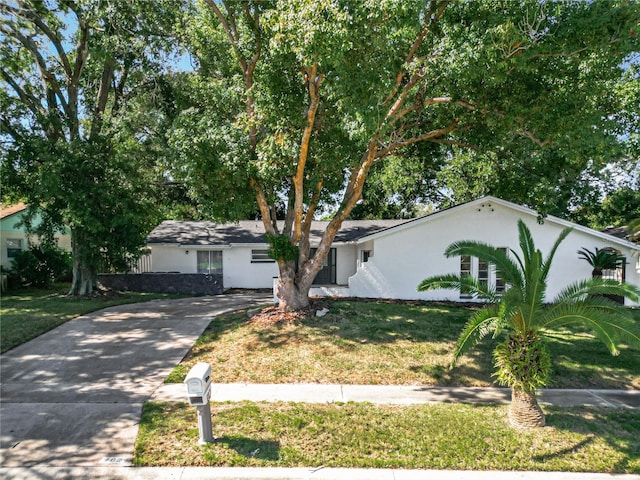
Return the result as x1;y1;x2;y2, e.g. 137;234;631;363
145;196;640;306
0;203;71;270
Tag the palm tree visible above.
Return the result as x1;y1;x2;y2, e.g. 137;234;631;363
577;247;625;278
417;219;640;429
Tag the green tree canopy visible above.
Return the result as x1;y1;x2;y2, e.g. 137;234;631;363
1;0;184;294
169;0;639;310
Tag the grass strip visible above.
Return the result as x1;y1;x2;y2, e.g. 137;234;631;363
134;401;640;473
0;283;187;353
166;300;640;389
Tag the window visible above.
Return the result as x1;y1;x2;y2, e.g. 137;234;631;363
495;248;508;294
478;260;489;290
362;250;371;263
251;249;275;263
460;255;472;299
6;238;23;258
459;249;508;298
197;251;223;275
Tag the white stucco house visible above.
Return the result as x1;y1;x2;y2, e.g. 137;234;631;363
146;196;640;306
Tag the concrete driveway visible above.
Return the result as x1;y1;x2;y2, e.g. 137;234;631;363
0;293;271;467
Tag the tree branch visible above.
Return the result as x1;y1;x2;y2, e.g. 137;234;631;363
89;55;115;140
519;128;553;147
0;25;71;124
383;0;449;105
0;116;24;143
0;67;45;120
250;178;278;236
204;0;248;71
68;14;90;139
11;1;73;78
292;64;322;245
378;119;460;157
298;178;323;266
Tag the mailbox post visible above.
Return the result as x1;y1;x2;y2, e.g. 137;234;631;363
184;362;214;444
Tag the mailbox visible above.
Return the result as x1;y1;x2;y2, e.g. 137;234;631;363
185;362;212;406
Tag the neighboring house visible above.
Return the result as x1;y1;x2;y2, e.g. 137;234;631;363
0;203;72;270
146;196;640;306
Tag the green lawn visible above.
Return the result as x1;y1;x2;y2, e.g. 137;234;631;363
0;283;187;353
135;401;640;473
166;299;640;389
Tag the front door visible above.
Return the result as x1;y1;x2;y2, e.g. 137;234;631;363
311;248;337;285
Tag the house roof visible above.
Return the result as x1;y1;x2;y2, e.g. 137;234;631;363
0;203;27;220
147;219;408;246
147;196;640;252
355;196;640;252
602;226;640;244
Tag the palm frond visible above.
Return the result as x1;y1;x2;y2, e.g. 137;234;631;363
451;306;501;367
577;247;626;270
522;250;546;329
538;302;640;355
542;226;572;280
577;247;597;266
493;295;520;338
444;240;523;289
553;278;640;304
517;220;536;272
417;273;495;300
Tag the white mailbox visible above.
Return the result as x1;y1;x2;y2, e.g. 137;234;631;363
184;362;212;406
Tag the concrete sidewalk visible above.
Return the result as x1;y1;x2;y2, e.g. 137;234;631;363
151;382;640;408
2;466;639;480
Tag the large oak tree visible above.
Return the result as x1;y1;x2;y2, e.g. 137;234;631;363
1;0;182;294
171;0;637;310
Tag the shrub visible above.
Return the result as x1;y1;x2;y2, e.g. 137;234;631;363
9;245;72;288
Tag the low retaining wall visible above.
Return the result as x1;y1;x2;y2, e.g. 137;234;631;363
98;273;223;295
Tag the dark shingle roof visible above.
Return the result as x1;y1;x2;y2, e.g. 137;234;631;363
602;226;639;244
147;219;408;246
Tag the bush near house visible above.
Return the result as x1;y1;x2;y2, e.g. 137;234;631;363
7;245;72;288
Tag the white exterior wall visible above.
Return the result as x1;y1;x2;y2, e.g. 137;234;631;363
335;245;357;284
224;246;279;289
150;244;355;289
150;246;198;273
349;201;640;306
150;245;278;288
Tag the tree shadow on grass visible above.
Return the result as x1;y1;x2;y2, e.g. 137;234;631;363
543;407;640;473
213;435;280;462
532;437;595;463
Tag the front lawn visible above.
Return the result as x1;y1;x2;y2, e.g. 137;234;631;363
166;299;640;389
134;401;640;473
0;283;187;353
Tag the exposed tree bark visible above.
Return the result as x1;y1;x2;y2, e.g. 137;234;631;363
68;229;98;296
509;388;545;429
243;2;455;311
276;261;316;311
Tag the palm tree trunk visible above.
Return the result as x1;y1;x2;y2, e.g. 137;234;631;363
509;388;545;428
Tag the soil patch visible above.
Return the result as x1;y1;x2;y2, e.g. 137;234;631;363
248;298;330;326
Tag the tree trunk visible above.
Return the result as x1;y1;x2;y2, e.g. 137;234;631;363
276;261;316;311
68;229;98;296
509;388;545;429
